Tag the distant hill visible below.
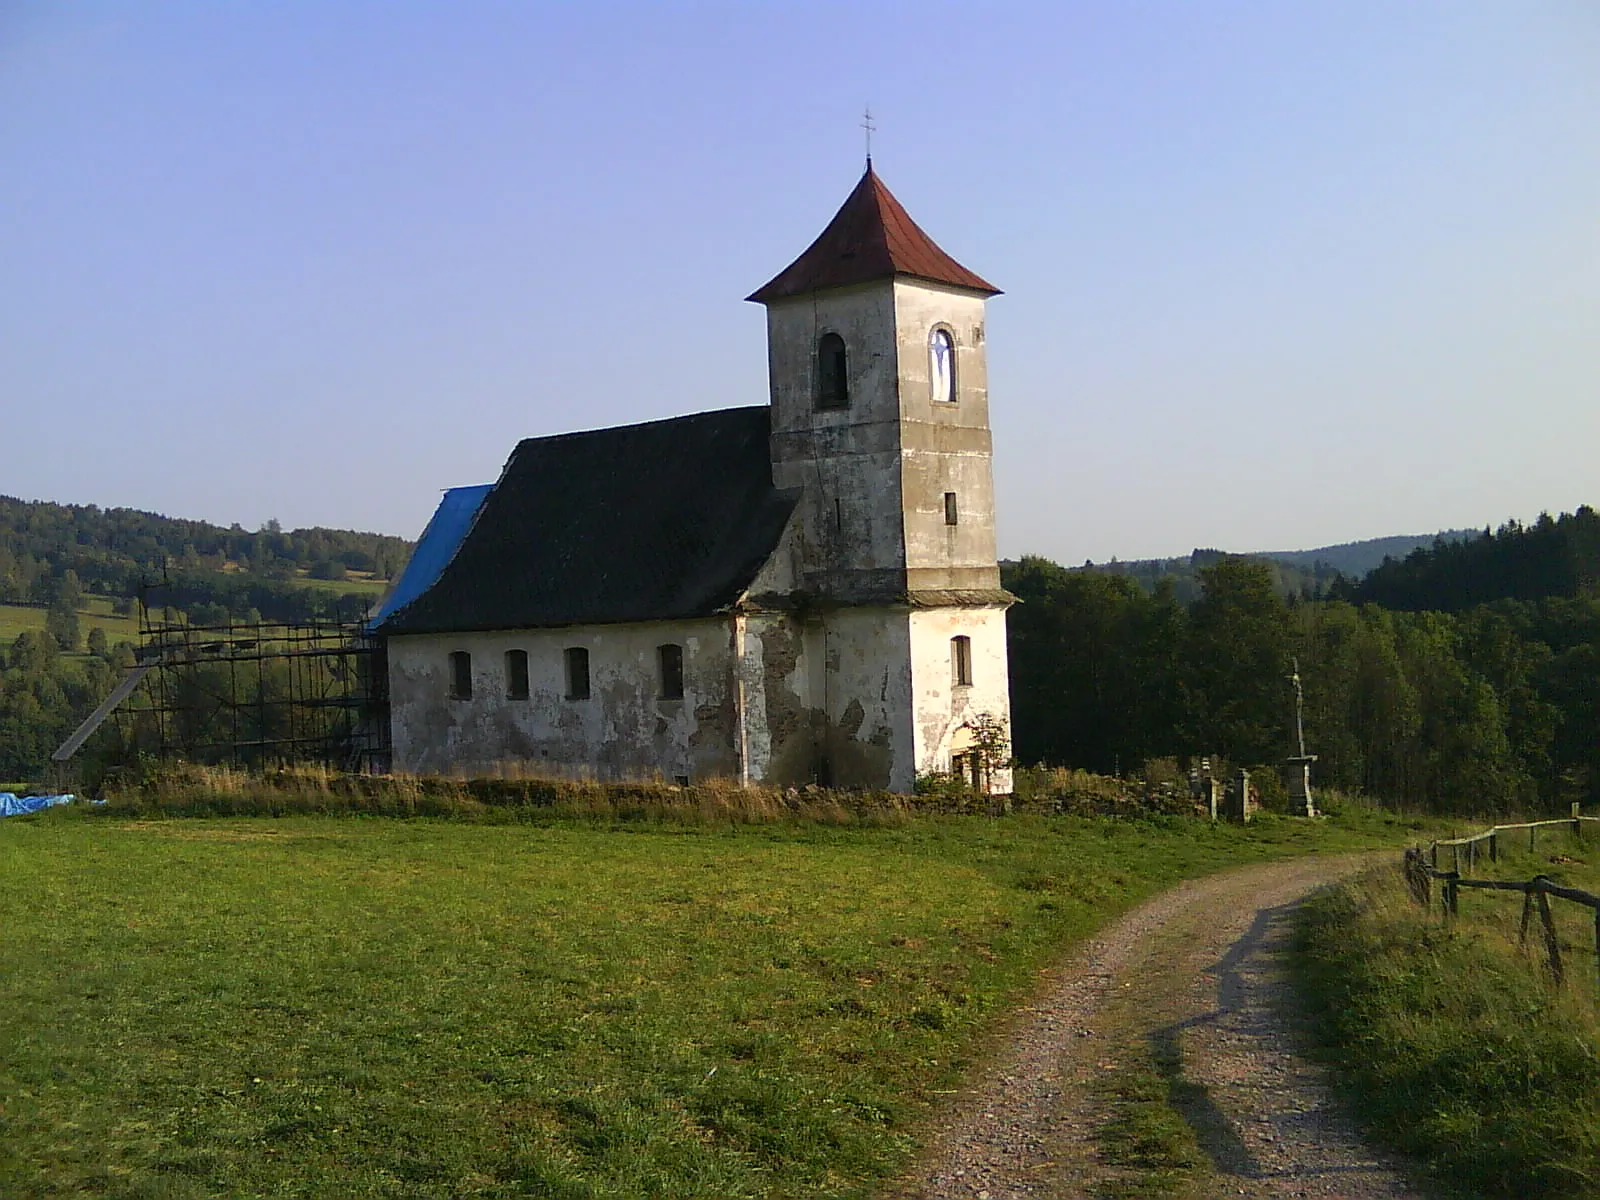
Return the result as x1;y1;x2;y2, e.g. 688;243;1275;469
1060;528;1480;605
1256;531;1476;578
0;495;415;626
1346;508;1600;611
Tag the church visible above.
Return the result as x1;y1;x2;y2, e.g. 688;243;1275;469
372;165;1015;793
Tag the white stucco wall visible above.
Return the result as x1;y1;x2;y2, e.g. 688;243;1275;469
907;605;1013;793
386;619;740;780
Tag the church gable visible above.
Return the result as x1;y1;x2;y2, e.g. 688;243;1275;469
378;407;799;636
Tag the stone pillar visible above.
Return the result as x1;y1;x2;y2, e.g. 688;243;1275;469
1227;768;1256;823
1286;754;1318;817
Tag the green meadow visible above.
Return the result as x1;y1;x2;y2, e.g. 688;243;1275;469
286;570;391;597
1;808;1416;1198
0;596;142;647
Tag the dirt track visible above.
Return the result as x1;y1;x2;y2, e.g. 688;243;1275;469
890;856;1422;1199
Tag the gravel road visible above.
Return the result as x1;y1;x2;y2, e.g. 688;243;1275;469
889;855;1422;1200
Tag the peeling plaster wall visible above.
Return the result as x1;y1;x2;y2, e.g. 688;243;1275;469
815;607;916;790
386;607;917;791
733;607;915;792
908;606;1013;793
386;620;739;780
762;280;1001;601
764;282;907;600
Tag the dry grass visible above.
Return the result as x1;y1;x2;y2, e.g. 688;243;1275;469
97;761;929;825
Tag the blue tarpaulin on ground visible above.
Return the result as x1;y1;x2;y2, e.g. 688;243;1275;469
0;793;77;817
367;483;494;630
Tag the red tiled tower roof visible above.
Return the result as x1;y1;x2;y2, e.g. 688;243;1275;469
747;165;1000;304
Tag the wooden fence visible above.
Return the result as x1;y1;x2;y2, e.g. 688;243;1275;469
1404;805;1600;992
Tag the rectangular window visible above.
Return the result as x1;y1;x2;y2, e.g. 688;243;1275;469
505;649;529;700
658;643;684;700
944;492;959;526
951;635;972;688
564;647;590;700
448;650;472;700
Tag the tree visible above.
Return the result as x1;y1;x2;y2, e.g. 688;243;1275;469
1184;557;1291;764
1003;557;1181;771
45;598;80;652
51;569;84;612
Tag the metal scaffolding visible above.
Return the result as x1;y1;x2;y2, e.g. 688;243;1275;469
110;584;390;770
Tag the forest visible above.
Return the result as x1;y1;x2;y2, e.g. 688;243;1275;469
1007;508;1600;813
0;495;412;607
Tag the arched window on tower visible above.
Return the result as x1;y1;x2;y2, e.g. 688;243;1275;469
816;333;849;410
929;328;956;404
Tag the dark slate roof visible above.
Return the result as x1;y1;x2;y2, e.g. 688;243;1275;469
377;407;799;635
747;165;1000;304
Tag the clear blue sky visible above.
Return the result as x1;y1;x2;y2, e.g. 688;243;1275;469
3;2;1596;563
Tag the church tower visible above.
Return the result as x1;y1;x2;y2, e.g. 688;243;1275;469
748;165;1013;791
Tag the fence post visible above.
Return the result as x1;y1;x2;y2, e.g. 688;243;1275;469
1536;880;1564;987
1468;839;1476;871
1593;905;1599;1001
1445;876;1459;919
1454;843;1461;874
1403;848;1431;906
1490;830;1498;863
1532;824;1538;854
1430;842;1439;870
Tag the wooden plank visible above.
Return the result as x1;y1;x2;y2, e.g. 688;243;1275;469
50;664;153;762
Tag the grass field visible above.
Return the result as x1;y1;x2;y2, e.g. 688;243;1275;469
287;570;391;597
1294;823;1600;1199
0;596;142;649
0;806;1418;1198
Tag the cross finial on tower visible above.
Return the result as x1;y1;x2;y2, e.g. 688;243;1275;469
861;105;876;166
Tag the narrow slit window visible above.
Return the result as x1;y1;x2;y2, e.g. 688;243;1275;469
929;328;956;404
816;333;849;410
951;635;972;688
658;643;684;700
448;650;473;700
505;649;529;700
944;492;959;526
565;647;591;700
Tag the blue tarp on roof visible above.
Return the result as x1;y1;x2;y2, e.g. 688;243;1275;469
367;484;493;630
